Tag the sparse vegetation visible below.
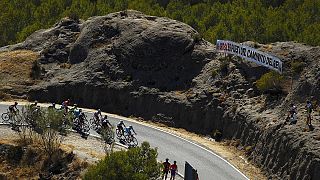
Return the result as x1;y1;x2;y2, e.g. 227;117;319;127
0;143;86;179
290;60;305;75
15;105;72;158
60;63;72;69
30;60;41;79
211;69;218;78
244;146;254;155
0;91;11;100
84;141;161;180
219;57;230;76
0;50;39;91
210;129;222;142
256;71;284;92
192;33;203;43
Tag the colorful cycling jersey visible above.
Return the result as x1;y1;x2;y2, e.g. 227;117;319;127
62;100;69;107
125;127;135;134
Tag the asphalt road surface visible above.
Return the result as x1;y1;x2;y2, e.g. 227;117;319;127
0;103;248;180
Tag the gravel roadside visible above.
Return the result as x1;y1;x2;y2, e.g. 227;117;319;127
0;125;124;164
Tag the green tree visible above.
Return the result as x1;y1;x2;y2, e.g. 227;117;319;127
84;141;161;180
256;71;284;92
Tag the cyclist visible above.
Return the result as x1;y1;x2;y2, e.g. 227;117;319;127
306;100;313;126
30;101;38;109
117;120;126;136
74;108;82;119
93;109;102;124
61;99;70;113
101;115;112;129
9;102;18;115
78;109;86;128
125;125;137;136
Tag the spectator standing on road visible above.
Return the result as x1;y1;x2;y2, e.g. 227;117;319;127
306;100;313;126
170;161;178;180
162;158;171;180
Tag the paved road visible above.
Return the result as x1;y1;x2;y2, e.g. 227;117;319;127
0;103;248;180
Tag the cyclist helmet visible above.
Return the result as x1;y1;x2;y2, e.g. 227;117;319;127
74;104;78;107
98;109;101;112
129;125;133;128
14;102;18;105
120;120;123;123
104;115;108;119
79;109;82;112
52;103;55;105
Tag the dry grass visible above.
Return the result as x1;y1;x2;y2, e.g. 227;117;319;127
0;91;11;100
0;138;86;179
0;50;39;92
60;63;72;69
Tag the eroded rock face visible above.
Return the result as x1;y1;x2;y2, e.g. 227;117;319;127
2;10;320;179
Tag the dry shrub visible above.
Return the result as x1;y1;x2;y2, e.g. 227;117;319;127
69;158;89;172
219;93;228;102
0;50;38;87
210;129;223;142
60;63;72;69
256;117;262;123
244;146;254;155
230;139;241;147
256;71;284;92
0;91;11;100
314;134;320;141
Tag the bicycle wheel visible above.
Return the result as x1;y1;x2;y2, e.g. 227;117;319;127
107;128;115;140
82;123;90;134
1;112;10;123
116;128;123;138
130;137;138;147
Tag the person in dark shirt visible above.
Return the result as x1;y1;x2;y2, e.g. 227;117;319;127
162;158;171;180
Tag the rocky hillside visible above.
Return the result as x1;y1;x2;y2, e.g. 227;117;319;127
1;10;320;179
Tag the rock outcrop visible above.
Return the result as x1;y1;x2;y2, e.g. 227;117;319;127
1;10;320;179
